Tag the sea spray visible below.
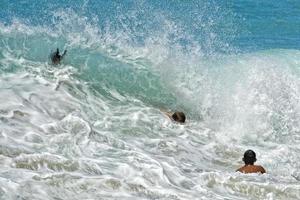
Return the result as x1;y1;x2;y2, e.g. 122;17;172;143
1;1;300;199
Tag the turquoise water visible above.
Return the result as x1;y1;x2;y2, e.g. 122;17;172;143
1;1;300;199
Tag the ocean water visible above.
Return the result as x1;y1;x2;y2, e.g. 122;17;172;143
1;0;300;199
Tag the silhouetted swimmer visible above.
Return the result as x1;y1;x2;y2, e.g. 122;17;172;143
163;110;186;123
236;149;266;174
51;48;67;65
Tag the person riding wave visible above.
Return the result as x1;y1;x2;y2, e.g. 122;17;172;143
51;48;67;65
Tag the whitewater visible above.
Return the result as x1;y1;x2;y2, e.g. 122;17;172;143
1;1;300;199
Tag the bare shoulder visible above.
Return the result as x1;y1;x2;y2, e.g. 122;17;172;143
236;165;266;174
160;109;173;118
236;166;245;172
257;165;266;174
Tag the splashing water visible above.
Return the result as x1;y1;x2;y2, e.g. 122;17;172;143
1;1;300;199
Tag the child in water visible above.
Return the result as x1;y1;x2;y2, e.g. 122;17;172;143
237;149;266;174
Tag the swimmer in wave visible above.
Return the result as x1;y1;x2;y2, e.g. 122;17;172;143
237;149;266;174
163;110;186;123
51;48;67;65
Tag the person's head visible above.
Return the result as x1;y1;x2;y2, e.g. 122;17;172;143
243;149;257;165
55;48;60;56
172;112;186;123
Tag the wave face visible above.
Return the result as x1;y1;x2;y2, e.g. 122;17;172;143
1;1;300;199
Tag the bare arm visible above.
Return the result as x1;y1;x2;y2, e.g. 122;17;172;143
62;50;67;58
160;109;173;118
236;166;243;173
260;166;266;174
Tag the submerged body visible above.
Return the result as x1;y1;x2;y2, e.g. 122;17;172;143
237;150;266;174
51;48;67;64
237;165;266;174
163;110;186;123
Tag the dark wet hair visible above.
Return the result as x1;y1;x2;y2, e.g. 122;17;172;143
51;48;67;65
55;48;60;56
172;112;186;123
243;149;257;165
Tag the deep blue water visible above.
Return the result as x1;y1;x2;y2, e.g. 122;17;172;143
1;0;300;51
1;1;300;200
